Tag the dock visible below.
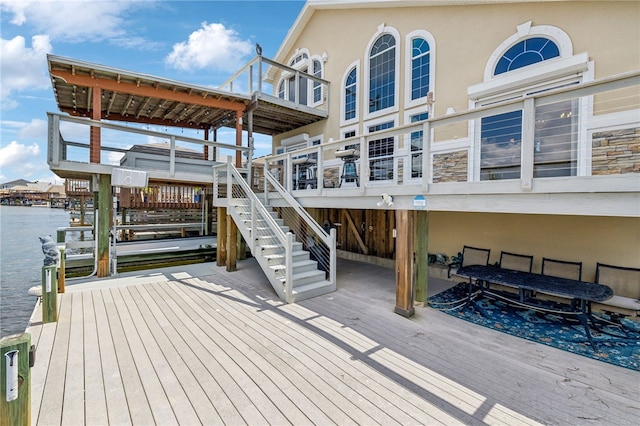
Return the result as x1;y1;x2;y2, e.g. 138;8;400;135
28;258;639;425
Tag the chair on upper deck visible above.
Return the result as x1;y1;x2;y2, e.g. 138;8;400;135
499;251;534;273
541;257;582;281
447;245;491;278
595;263;640;317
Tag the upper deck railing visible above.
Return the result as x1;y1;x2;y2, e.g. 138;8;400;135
219;55;330;115
47;113;249;183
263;70;640;216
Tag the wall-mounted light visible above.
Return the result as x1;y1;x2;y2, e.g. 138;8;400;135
322;52;328;62
377;193;394;207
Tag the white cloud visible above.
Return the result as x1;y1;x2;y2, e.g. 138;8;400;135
165;22;253;73
18;118;47;139
0;140;41;168
0;0;137;42
0;34;52;110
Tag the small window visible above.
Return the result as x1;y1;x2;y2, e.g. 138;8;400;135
344;130;356;138
369;34;396;113
277;81;285;99
494;37;560;75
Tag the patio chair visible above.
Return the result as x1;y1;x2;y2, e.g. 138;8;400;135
541;257;582;281
595;263;640;316
499;251;533;273
447;245;491;278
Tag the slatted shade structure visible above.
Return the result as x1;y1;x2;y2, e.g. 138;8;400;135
47;54;326;136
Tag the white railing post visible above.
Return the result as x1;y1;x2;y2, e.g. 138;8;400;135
330;227;337;286
250;198;257;252
359;136;367;193
521;97;535;191
422;120;431;192
316;145;323;195
227;157;233;206
49;113;60;166
169;135;176;176
285;232;294;302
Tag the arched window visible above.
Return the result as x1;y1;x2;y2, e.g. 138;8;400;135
494;37;559;75
277;80;285;99
344;67;357;121
471;25;585;181
369;34;396;113
312;59;322;104
411;37;430;100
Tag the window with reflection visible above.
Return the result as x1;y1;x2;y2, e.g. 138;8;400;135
411;38;430;100
410;112;429;178
345;68;357;121
481;36;574;180
369;34;396;113
368;121;395;181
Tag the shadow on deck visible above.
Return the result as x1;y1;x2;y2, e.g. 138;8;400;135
28;258;638;425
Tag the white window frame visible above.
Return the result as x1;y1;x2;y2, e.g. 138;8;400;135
340;60;360;127
403;107;431;183
404;29;436;110
364;113;399;186
468;22;593;181
364;24;400;121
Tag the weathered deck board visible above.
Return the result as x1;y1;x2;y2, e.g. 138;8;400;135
27;259;639;425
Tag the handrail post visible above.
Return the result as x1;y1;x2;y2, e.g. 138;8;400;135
169;135;176;176
422;120;431;192
285;232;294;302
227;158;233;207
330;227;337;286
251;198;257;252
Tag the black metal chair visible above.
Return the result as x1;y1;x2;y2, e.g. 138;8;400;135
447;245;491;278
499;251;533;273
541;257;582;281
595;263;640;317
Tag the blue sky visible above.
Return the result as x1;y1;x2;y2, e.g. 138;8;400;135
0;0;305;184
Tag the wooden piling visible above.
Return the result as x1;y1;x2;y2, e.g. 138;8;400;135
57;247;65;294
217;207;227;267
0;333;31;426
41;266;58;323
394;210;415;317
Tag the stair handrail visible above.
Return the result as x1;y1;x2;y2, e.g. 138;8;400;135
226;162;294;299
227;162;288;248
263;167;337;286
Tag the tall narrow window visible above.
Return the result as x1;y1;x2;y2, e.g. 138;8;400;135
277;80;285;99
369;34;396;113
410;112;429;178
345;68;357;121
312;59;322;104
411;38;430;100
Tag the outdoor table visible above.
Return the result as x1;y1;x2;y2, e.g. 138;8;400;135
455;265;614;350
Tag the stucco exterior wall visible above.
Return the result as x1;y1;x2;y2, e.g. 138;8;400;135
274;1;639;145
428;211;640;279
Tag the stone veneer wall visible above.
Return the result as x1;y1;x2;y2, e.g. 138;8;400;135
432;150;468;183
592;127;640;175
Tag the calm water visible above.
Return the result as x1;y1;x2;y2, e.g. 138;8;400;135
0;206;70;337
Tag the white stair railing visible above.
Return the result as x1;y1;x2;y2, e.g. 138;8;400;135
263;167;337;287
225;161;294;300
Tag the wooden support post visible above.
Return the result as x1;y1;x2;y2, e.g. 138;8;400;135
216;207;227;267
0;333;31;425
96;174;111;277
394;210;415;317
226;214;237;272
41;265;58;323
414;210;428;304
57;247;65;294
237;233;247;260
89;87;101;164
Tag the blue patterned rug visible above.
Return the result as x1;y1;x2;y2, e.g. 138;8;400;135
429;283;640;371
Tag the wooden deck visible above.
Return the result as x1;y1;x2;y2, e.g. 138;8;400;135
28;259;639;425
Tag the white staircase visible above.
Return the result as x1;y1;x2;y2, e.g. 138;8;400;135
217;163;336;303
